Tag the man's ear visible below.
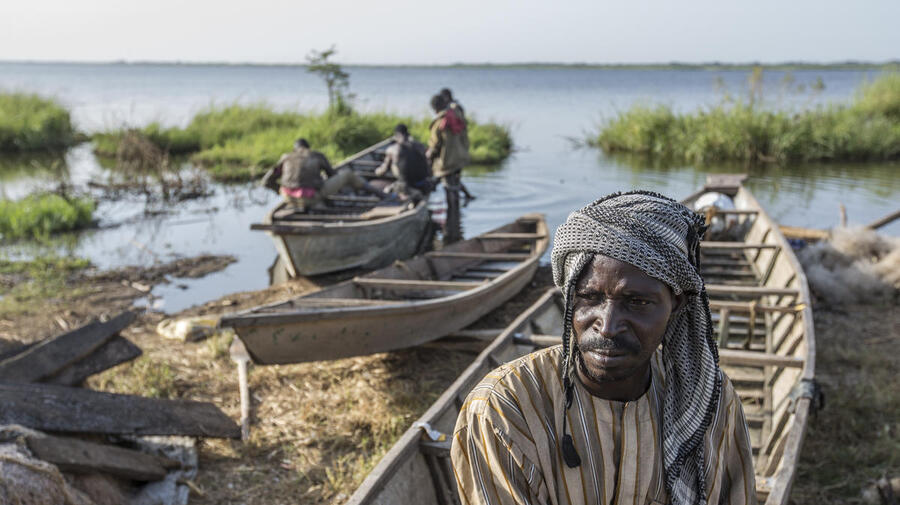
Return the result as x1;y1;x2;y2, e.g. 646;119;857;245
671;291;687;315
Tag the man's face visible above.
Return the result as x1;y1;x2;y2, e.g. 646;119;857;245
572;254;680;387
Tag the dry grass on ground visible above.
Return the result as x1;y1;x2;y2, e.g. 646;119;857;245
87;266;553;504
791;302;900;504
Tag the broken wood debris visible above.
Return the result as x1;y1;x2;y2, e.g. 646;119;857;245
0;312;137;383
0;381;241;439
0;310;238;498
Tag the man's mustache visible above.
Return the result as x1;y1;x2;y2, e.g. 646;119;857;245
577;336;640;354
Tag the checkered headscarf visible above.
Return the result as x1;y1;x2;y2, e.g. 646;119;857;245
551;191;721;505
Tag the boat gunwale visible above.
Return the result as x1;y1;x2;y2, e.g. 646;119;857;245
220;214;549;328
346;287;560;505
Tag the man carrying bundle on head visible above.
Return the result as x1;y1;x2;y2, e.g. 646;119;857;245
374;123;432;203
427;93;470;244
452;191;756;505
261;138;384;211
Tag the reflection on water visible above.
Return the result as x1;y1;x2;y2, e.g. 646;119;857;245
2;64;898;313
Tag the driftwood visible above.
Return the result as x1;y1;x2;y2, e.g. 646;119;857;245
43;336;143;386
0;312;136;383
0;382;240;439
24;433;176;481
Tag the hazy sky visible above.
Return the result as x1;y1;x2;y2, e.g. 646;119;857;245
2;0;898;65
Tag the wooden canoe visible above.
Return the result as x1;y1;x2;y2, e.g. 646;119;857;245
251;139;431;277
220;213;549;365
348;176;816;505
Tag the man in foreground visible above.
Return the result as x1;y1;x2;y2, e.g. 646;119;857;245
261;138;383;210
452;191;756;505
427;94;470;243
374;124;432;202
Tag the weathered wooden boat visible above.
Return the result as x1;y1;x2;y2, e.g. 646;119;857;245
221;213;548;365
348;175;816;505
251;138;431;277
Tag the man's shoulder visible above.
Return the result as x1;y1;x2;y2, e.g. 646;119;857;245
463;345;563;416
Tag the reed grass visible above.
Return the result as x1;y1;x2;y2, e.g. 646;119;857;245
589;73;900;164
0;92;76;152
94;106;513;182
0;193;95;241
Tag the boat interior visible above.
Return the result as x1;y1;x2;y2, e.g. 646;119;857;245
246;214;548;313
354;182;814;505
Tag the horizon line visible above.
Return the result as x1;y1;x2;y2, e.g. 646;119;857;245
1;58;899;69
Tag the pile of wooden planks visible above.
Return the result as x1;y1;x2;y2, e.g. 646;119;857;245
0;312;239;502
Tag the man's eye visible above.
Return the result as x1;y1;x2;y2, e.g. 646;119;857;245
629;298;651;306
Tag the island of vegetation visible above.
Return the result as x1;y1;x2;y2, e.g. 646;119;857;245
587;71;900;164
91;106;513;182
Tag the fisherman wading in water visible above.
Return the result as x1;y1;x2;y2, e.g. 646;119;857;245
452;192;757;505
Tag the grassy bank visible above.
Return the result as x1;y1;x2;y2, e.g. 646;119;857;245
589;73;900;164
94;106;514;182
0;193;95;241
0;92;76;152
0;255;90;318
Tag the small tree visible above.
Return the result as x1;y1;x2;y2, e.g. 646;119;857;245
306;46;353;115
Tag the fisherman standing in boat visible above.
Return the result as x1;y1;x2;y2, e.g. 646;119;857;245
427;94;470;244
261;138;383;211
439;88;476;204
452;192;756;505
374;124;432;202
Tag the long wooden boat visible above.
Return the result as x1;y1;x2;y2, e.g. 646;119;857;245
220;213;549;365
348;176;816;505
251;139;430;277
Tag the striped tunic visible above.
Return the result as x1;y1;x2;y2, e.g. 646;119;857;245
451;346;756;505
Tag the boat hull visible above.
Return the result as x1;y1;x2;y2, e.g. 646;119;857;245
268;202;430;276
230;258;538;364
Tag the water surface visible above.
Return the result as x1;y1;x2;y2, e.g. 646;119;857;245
1;64;896;312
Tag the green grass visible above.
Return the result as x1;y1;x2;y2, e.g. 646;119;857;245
588;73;900;164
0;193;95;241
0;92;76;152
0;255;90;317
94;106;513;182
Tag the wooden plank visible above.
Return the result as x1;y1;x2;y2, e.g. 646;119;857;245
43;336;142;386
25;434;174;481
706;285;800;297
866;208;900;230
0;382;240;438
0;312;136;383
512;334;560;348
425;251;531;261
0;341;36;362
708;301;805;314
287;298;394;308
701;242;780;250
353;278;484;291
718;349;804;369
477;233;546;240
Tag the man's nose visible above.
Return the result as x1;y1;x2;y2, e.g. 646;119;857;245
594;301;624;337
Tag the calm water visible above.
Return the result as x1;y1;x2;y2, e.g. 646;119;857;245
1;63;897;312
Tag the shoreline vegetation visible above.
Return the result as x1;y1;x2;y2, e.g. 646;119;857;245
92;105;514;182
0;193;95;241
0;93;76;152
588;72;900;164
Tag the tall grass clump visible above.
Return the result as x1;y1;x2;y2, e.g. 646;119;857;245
0;193;95;241
0;92;76;152
590;72;900;164
96;106;514;182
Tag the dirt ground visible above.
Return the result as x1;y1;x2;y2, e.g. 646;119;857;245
3;255;897;504
0;254;235;348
